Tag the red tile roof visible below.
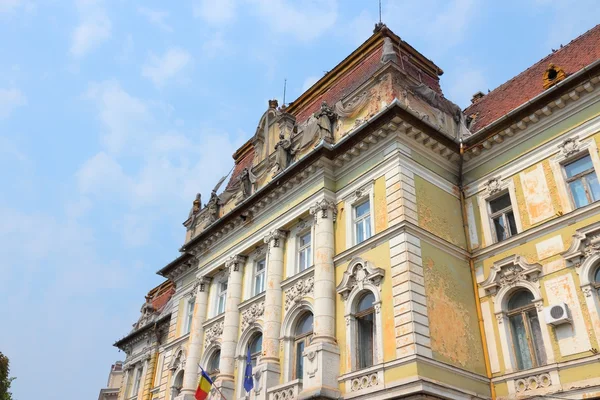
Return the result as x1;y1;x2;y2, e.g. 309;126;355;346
225;145;254;191
464;24;600;133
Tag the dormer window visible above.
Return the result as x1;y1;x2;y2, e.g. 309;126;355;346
543;63;566;89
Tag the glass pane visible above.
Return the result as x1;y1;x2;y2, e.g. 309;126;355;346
299;250;306;271
565;155;593;178
355;201;370;218
357;292;375;312
493;216;508;242
249;334;262;354
296;341;305;379
356;220;365;243
527;310;547;366
509;314;533;370
489;193;511;213
507;211;517;236
208;350;220;373
357;313;374;369
256;259;265;271
221;282;228;292
594;268;600;284
365;216;372;239
300;232;311;247
296;313;314;336
218;295;226;314
255;273;265;294
569;179;589;208
587;172;600;201
508;290;534;310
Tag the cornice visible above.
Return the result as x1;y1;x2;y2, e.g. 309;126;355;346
113;314;170;351
463;71;600;162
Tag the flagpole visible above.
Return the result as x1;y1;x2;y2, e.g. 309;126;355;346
198;364;227;400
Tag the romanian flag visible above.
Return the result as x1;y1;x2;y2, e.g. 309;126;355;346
195;369;213;400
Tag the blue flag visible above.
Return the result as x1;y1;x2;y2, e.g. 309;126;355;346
243;346;254;393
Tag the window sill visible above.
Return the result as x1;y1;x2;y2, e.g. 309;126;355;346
281;266;314;290
238;292;266;311
202;313;225;330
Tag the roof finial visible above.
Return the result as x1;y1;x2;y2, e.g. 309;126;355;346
379;0;382;24
374;0;385;33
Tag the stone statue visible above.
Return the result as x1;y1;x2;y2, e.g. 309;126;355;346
316;101;337;144
238;168;252;199
273;133;295;175
206;190;221;223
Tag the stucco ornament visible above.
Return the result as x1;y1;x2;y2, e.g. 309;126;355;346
309;198;337;222
241;301;264;331
225;254;246;275
515;373;552;392
284;276;314;310
204;321;224;348
480;255;542;295
263;229;288;248
351;372;380;392
558;138;580;157
485;177;503;195
336;257;385;300
561;222;600;268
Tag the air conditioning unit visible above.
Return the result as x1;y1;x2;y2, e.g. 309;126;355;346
545;303;571;326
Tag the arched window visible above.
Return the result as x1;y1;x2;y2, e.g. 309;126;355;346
356;292;376;369
294;313;313;379
594;267;600;295
207;349;221;381
507;290;547;370
248;333;263;367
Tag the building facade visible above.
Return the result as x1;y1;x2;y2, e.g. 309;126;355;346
98;361;125;400
110;24;600;400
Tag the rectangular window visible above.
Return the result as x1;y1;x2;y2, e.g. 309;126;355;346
564;154;600;208
217;282;227;315
254;259;266;295
131;367;142;396
354;200;372;244
184;297;195;334
298;231;311;272
295;341;305;379
488;193;517;242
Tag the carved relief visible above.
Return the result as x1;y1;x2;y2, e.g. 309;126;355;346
241;301;265;331
350;373;380;392
337;257;385;300
485;177;503;195
204;321;224;348
515;373;552;392
225;255;246;274
284;276;314;310
562;222;600;268
480;255;542;295
309;199;337;222
558;138;580;158
306;350;318;378
264;229;288;248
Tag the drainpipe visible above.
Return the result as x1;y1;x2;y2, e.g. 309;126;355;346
459;141;496;400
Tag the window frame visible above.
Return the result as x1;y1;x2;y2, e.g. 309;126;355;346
183;296;195;334
353;199;372;245
355;293;376;370
506;295;546;370
487;191;518;243
297;229;312;273
253;257;266;296
131;366;143;397
206;349;221;382
293;313;313;380
562;153;600;209
216;281;227;315
477;180;522;247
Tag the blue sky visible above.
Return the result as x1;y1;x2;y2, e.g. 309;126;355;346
0;1;597;399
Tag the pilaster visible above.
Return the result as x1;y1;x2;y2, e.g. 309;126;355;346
178;275;212;400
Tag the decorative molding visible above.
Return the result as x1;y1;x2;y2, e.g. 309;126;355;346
561;221;600;268
225;255;247;275
558;137;581;157
515;373;552;393
350;372;380;392
204;321;224;348
480;255;542;295
485;177;503;195
309;198;337;222
263;229;288;248
336;257;385;300
241;301;265;331
284;276;314;310
165;258;195;281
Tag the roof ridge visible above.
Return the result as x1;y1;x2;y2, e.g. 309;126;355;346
465;23;600;113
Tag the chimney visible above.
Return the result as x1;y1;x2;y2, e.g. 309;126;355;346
471;91;485;104
268;99;279;109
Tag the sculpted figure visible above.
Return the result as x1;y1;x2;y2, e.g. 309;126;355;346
273;133;295;175
316;101;337;143
238;168;252;199
206;190;221;223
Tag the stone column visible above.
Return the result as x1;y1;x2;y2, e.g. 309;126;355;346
178;275;212;400
258;229;287;396
216;255;246;400
299;198;340;400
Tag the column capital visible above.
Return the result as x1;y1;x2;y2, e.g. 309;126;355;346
192;275;212;294
309;198;337;222
263;229;288;248
225;254;247;274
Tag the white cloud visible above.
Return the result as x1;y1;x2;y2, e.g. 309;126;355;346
141;47;192;87
301;76;319;92
70;0;112;58
0;87;26;119
193;0;236;24
249;0;338;42
137;6;172;32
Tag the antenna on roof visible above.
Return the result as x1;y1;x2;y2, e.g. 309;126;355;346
283;78;287;106
379;0;382;23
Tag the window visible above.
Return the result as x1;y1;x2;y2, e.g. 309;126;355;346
131;367;143;397
207;349;221;381
488;192;517;242
217;282;227;315
594;267;600;296
184;297;195;334
294;313;313;379
248;333;263;367
356;292;376;369
298;231;312;272
564;154;600;208
254;259;266;295
354;200;372;244
507;290;547;370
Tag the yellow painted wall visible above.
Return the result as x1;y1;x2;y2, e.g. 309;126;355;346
374;175;387;234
